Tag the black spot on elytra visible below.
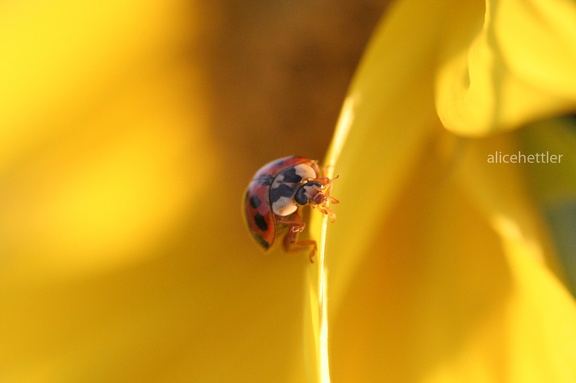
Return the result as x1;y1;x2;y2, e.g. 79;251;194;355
253;213;268;231
249;195;261;208
254;233;270;250
270;184;295;203
281;167;303;183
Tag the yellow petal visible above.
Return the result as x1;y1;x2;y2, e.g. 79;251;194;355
321;0;576;381
324;0;442;310
436;0;576;135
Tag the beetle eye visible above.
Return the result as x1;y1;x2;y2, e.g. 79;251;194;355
294;187;308;205
295;181;324;206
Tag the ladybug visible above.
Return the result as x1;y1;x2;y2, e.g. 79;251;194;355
242;156;338;262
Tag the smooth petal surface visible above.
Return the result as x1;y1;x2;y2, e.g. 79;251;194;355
322;0;576;381
436;0;576;135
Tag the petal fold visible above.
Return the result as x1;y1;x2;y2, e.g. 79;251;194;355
436;0;576;135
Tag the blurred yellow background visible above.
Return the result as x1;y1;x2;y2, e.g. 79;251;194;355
0;0;388;381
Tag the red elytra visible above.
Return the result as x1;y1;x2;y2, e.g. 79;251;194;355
242;156;338;262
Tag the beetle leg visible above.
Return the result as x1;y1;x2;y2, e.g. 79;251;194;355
278;212;317;263
283;233;317;263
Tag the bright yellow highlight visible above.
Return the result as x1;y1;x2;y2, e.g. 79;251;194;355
307;212;332;383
